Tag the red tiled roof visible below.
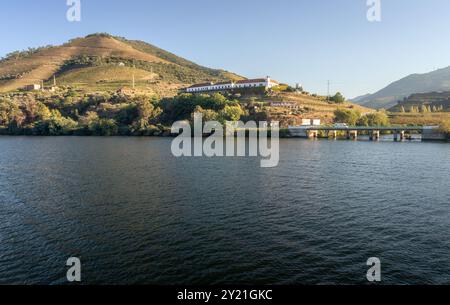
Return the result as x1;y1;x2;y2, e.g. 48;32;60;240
236;78;267;84
236;78;280;84
188;82;213;88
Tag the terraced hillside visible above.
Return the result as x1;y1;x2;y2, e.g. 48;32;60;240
389;91;450;112
249;92;375;126
0;33;243;96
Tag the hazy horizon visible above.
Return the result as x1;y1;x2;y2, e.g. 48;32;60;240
1;0;450;98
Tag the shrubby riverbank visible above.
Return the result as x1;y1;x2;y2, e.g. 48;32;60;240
0;90;259;136
1;88;449;138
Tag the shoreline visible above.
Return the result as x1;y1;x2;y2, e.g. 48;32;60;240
1;126;448;141
0;133;448;142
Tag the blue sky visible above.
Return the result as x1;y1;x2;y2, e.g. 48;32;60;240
1;0;449;98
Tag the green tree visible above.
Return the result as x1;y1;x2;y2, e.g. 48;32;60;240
365;112;389;126
218;105;244;122
0;98;25;127
333;109;361;126
161;93;239;123
190;105;219;122
439;120;450;134
90;119;118;136
330;92;346;104
35;102;52;121
356;115;369;127
135;97;162;123
129;97;163;134
35;109;77;135
79;111;100;129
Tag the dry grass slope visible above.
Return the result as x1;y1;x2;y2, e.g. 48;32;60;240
389;112;450;126
259;92;374;126
0;34;244;95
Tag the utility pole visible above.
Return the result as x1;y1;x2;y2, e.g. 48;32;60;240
327;80;331;101
53;75;56;87
132;61;136;89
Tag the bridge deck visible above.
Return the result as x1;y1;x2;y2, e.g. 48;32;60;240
291;126;425;131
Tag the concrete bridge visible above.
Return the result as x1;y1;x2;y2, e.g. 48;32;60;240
288;126;445;141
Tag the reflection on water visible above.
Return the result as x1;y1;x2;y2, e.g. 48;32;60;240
0;137;449;284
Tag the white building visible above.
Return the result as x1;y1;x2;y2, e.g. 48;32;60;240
185;82;214;93
24;84;42;91
270;101;299;109
301;119;321;126
186;77;279;93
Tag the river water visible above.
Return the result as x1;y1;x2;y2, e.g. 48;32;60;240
0;137;449;284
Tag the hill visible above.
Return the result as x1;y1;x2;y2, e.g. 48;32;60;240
249;92;374;126
0;33;244;96
352;66;450;109
389;91;450;112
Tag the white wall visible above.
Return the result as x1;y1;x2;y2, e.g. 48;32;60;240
187;77;278;93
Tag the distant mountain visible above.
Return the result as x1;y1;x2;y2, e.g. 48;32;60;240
350;93;372;104
351;66;450;109
0;33;244;96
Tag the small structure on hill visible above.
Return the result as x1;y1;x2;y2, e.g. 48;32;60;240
44;86;58;92
270;101;299;109
301;119;321;126
24;84;42;91
117;87;135;96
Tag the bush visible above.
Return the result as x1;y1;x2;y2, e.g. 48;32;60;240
330;92;346;104
34;110;78;135
190;106;219;122
89;119;118;136
161;93;241;123
218;105;244;122
357;115;369;127
357;112;389;127
0;98;25;127
334;109;361;126
439;120;450;134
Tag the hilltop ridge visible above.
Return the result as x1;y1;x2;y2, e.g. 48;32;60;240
352;66;450;109
0;33;244;96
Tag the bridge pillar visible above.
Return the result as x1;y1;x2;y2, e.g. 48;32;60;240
347;130;358;140
370;130;380;141
400;130;405;141
404;131;412;140
330;130;338;139
307;130;318;139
